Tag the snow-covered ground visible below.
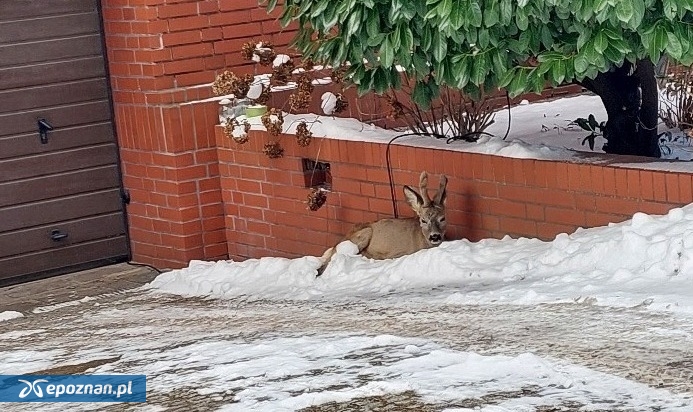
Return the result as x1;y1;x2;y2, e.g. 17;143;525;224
118;203;688;409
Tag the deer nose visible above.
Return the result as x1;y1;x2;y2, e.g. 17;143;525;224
429;234;442;244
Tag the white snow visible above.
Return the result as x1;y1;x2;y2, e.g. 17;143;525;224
142;203;693;409
0;311;23;322
244;93;693;169
169;334;686;412
151;204;693;314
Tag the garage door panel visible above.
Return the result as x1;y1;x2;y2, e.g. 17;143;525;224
0;13;100;44
0;213;126;259
1;144;119;182
0;166;121;207
0;57;106;90
0;237;129;281
0;190;123;233
0;35;103;68
0;79;109;114
0;123;114;160
0;0;96;20
0;0;130;280
0;100;111;138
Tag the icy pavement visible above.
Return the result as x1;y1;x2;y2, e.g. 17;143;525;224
0;287;691;411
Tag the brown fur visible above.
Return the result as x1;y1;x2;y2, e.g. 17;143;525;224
317;171;448;276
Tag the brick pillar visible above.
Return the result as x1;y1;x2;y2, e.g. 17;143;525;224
100;0;295;268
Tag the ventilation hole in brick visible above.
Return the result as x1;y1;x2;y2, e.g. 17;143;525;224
302;158;331;190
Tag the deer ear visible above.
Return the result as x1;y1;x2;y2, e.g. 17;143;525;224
403;185;424;212
433;175;448;205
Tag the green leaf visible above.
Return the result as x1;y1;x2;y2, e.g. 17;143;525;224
498;67;516;88
449;4;464;29
593;0;609;13
492;49;506;75
264;0;278;13
593;31;608;54
279;5;295;27
372;67;390;94
366;31;385;47
400;25;414;53
470;53;488;86
574;55;589;73
629;0;645;29
582;133;596;150
432;32;448;62
366;12;381;38
345;7;363;38
603;45;624;64
380;37;394;67
478;28;490;49
574;118;592;131
667;32;683;60
412;81;432;109
483;1;499;27
412;50;430;76
552;59;566;84
516;10;529;31
508;69;529;97
469;1;483;27
500;0;513;25
453;55;471;88
420;25;433;51
615;1;633;23
356;69;372;95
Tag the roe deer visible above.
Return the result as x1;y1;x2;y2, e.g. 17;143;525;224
317;171;448;276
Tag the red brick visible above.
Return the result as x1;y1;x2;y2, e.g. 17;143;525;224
602;167;616;194
639;170;654;200
535;189;574;208
536;222;577;240
665;173;680;202
488;199;526;218
575;194;596;212
679;174;693;203
614;168;629;197
163;58;205;74
172;42;214;59
499;216;537;237
545;206;585;226
555;163;569;189
158;2;198;18
652;172;667;201
222;23;263;39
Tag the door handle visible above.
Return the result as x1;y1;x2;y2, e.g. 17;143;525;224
50;229;68;241
38;119;54;144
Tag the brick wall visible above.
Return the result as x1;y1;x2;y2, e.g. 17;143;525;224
100;0;693;268
216;128;692;261
101;0;296;267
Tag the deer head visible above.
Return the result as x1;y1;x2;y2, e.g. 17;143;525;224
403;171;448;246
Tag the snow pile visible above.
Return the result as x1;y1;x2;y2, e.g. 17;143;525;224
150;205;693;313
0;311;23;322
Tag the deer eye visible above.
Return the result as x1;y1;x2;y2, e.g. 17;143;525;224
420;218;428;224
439;217;446;222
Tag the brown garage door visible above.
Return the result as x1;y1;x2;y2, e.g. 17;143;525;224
0;0;129;283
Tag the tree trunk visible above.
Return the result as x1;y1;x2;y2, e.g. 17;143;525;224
579;60;661;158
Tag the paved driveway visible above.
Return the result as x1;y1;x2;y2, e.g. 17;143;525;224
1;265;692;411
